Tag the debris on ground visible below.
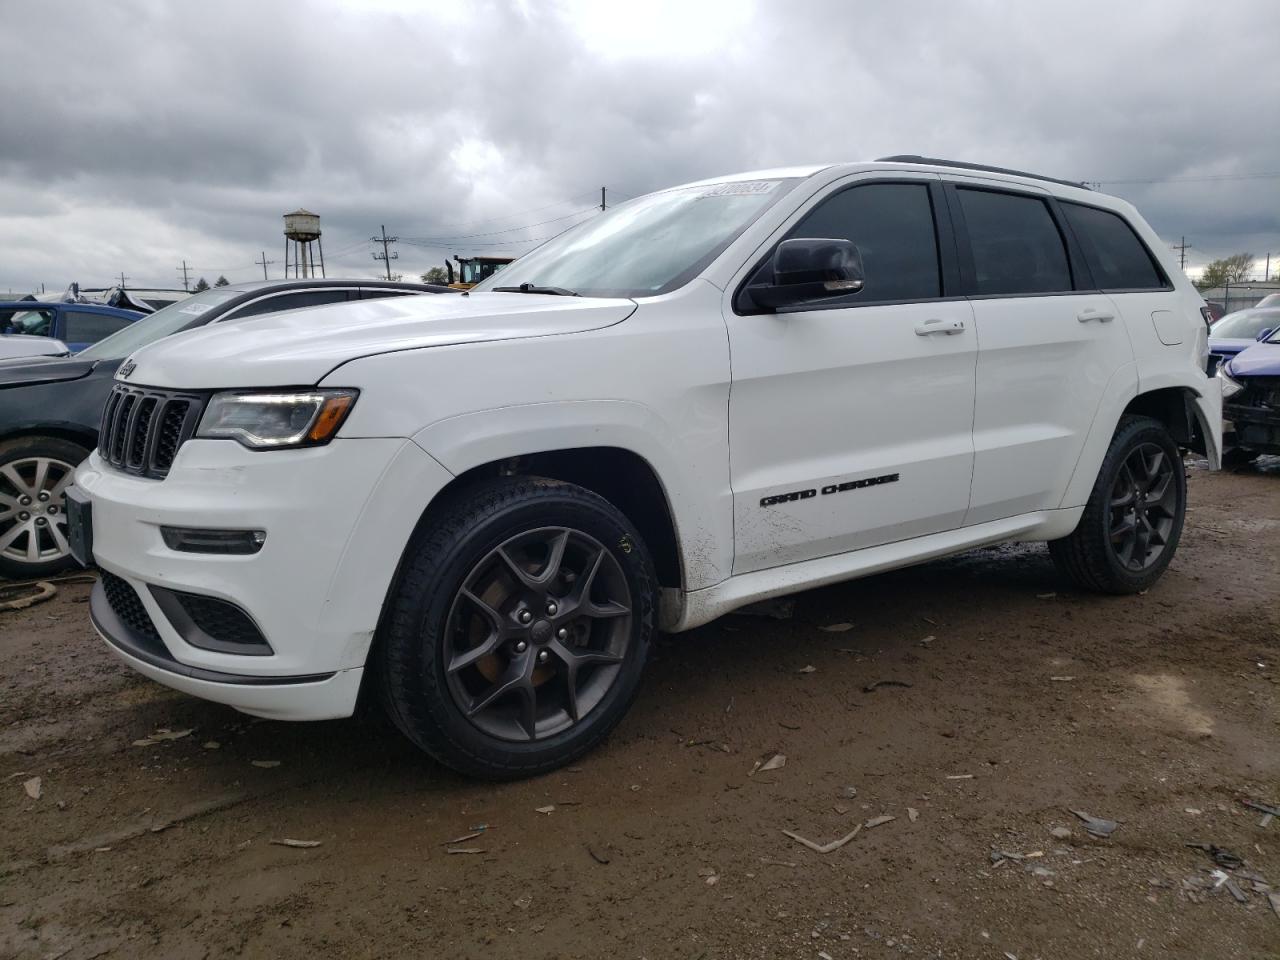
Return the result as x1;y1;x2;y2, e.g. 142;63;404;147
819;622;854;633
445;847;483;855
1242;799;1280;829
783;824;861;855
863;680;912;693
1070;809;1119;838
1036;592;1057;599
946;774;974;781
1050;826;1072;840
0;580;57;612
535;805;555;815
1186;843;1244;869
23;776;41;800
132;728;194;747
918;635;935;646
271;839;322;849
1050;676;1075;682
514;895;533;909
839;786;858;799
864;815;895;829
443;831;485;846
733;598;794;620
251;760;281;768
796;665;816;674
749;754;787;777
907;807;919;823
585;844;610;865
203;741;220;750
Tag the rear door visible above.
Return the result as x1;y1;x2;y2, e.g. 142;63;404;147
727;175;978;573
949;182;1134;525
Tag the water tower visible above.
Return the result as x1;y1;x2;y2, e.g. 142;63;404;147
283;209;325;279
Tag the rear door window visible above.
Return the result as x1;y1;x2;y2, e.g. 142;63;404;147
1060;202;1166;291
223;289;353;320
956;188;1072;296
2;308;56;337
63;310;135;344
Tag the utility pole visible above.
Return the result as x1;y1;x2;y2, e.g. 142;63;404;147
600;186;607;211
177;260;192;292
371;225;399;280
1265;252;1272;282
1172;236;1191;271
117;272;129;288
255;251;275;280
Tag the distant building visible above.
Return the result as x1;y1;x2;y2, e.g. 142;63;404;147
1198;280;1280;314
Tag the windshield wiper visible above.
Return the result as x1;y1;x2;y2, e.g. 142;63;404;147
492;283;579;297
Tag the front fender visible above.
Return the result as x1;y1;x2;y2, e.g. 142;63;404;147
412;399;733;590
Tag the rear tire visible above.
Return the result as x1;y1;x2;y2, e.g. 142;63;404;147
0;436;89;580
376;477;656;779
1049;416;1186;594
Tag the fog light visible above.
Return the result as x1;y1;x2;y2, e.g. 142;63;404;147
161;527;266;555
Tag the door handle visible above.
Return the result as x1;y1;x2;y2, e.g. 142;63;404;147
915;318;966;336
1077;308;1115;323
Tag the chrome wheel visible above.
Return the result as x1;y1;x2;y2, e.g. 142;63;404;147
1108;442;1177;572
443;526;633;743
0;456;76;568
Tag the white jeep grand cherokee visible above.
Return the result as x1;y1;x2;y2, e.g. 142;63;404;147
68;157;1222;778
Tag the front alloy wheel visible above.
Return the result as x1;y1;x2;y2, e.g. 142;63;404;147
377;477;656;779
0;437;88;579
444;526;633;742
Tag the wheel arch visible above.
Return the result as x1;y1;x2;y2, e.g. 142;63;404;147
0;425;98;454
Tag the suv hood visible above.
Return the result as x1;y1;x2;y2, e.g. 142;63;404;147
1225;340;1280;378
0;355;98;388
122;292;637;389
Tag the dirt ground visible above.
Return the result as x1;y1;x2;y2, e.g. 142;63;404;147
2;459;1278;960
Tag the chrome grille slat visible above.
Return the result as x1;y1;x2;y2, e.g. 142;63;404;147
100;384;206;480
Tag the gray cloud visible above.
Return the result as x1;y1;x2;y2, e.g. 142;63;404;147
1;0;1277;292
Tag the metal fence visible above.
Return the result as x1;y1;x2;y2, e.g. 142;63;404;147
1199;283;1280;315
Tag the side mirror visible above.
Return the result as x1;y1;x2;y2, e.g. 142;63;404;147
1257;327;1273;342
750;238;864;310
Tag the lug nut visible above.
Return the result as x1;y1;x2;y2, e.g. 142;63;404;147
514;640;528;653
19;496;30;506
18;512;29;521
35;517;47;526
538;650;549;664
518;610;533;624
46;505;58;514
38;491;49;502
556;627;568;640
546;601;558;615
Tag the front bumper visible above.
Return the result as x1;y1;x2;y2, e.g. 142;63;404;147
75;436;454;720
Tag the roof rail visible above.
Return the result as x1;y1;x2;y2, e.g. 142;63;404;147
876;155;1091;191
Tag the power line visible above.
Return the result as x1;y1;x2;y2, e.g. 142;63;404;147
1096;172;1280;185
255;251;275;280
402;206;601;244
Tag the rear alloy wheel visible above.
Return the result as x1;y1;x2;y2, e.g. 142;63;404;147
377;478;656;778
1049;416;1186;593
0;437;89;579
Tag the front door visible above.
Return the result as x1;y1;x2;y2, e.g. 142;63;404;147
727;177;978;574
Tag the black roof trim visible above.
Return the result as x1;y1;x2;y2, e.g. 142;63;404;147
876;155;1091;191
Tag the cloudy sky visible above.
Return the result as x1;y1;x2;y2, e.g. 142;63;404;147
2;0;1277;294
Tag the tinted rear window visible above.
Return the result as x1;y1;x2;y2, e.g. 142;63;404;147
1061;202;1166;291
957;189;1072;296
64;310;134;344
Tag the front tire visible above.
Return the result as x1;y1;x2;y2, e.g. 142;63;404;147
377;477;656;779
1049;415;1186;594
0;436;89;580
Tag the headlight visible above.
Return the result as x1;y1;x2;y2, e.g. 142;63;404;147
197;389;358;449
1216;364;1243;400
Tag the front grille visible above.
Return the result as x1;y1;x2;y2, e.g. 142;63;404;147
99;570;161;643
1231;376;1280;411
100;384;205;479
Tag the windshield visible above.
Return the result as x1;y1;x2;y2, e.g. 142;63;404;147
78;289;237;360
1213;308;1280;341
472;178;799;298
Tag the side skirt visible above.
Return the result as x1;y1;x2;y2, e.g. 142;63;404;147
660;507;1084;632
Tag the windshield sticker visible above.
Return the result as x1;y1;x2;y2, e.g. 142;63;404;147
698;180;779;199
178;302;214;315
